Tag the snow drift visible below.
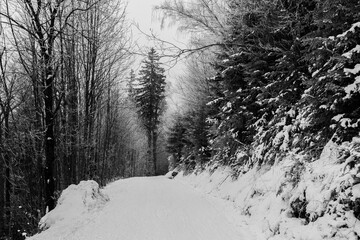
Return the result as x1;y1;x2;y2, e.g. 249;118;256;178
39;180;109;230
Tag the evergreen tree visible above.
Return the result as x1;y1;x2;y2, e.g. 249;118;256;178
166;104;211;170
189;106;211;165
133;48;166;175
166;118;187;165
158;0;360;170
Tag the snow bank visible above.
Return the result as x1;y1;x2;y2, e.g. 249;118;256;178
176;136;360;240
39;180;109;230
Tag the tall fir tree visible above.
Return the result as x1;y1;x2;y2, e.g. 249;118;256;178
133;48;166;175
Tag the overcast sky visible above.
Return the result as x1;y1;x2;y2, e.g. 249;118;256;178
126;0;163;39
126;0;187;57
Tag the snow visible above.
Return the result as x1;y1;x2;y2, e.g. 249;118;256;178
339;118;360;128
352;184;360;199
28;135;360;240
343;45;360;59
28;177;246;240
312;69;320;77
337;22;360;38
344;64;360;75
343;64;360;99
332;114;344;122
343;76;360;99
272;125;292;151
206;97;223;106
287;108;296;118
38;180;109;230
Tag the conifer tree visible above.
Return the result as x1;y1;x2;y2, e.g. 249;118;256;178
166;119;186;164
133;48;166;175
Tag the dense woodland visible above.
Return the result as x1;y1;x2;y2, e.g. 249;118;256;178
164;0;360;172
162;0;360;233
1;0;360;239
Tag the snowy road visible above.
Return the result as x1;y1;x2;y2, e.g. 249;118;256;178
29;177;246;240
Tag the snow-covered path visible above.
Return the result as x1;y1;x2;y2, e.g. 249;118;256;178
29;177;246;240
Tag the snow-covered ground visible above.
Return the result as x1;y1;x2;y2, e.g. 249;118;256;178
28;177;250;240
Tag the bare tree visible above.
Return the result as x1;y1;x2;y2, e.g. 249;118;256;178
72;0;132;182
0;0;132;210
154;0;229;57
0;15;5;235
0;42;26;238
0;43;6;239
175;52;215;106
0;0;81;212
0;0;134;237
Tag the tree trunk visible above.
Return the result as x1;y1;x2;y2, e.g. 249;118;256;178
44;70;56;211
0;121;4;237
64;19;78;185
30;37;45;215
131;149;136;177
23;0;61;213
0;47;12;236
69;69;78;184
3;109;11;236
147;131;153;176
59;27;68;189
152;131;157;175
42;47;56;212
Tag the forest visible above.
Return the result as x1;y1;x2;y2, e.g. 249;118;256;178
1;0;360;239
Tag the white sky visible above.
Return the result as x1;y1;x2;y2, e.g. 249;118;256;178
126;0;188;58
126;0;165;39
